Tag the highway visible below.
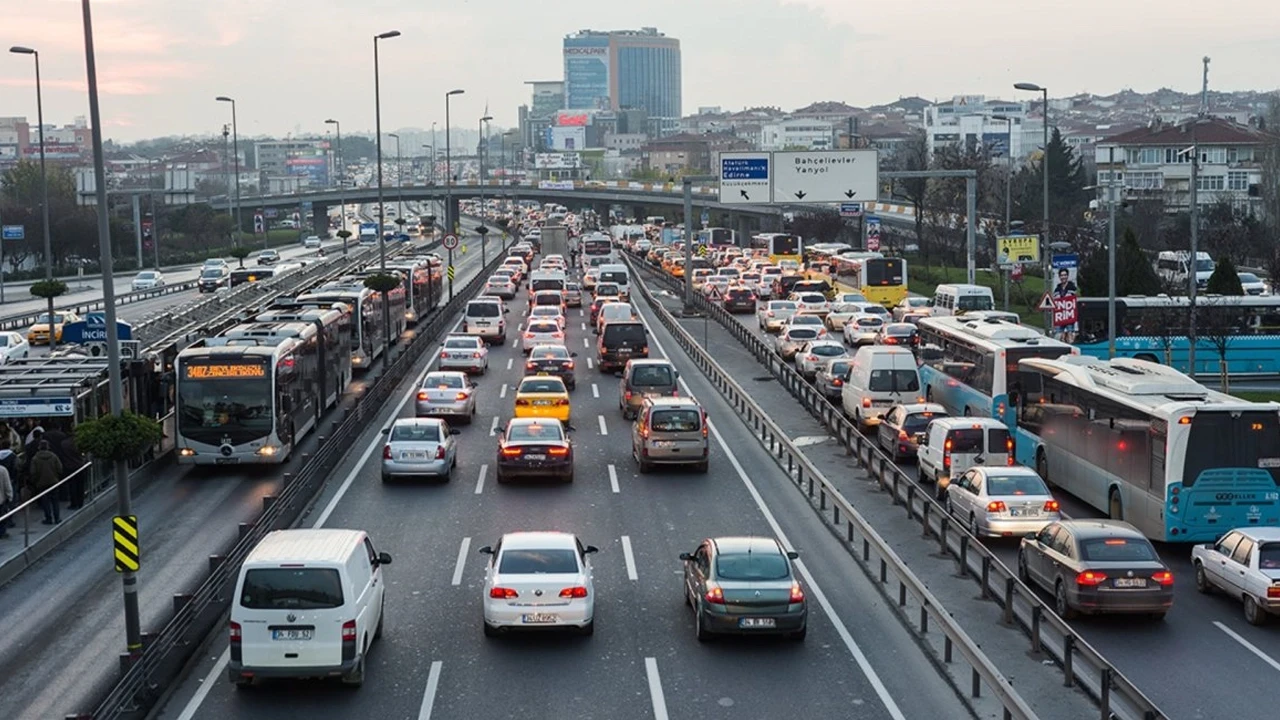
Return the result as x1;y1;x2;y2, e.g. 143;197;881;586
154;254;968;720
0;226;484;720
643;259;1280;720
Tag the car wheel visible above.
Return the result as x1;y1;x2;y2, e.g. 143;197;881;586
1017;551;1031;583
380;473;390;484
1194;562;1213;594
341;645;366;687
695;607;712;642
696;461;709;474
1053;580;1078;620
495;468;507;484
1245;596;1269;626
564;469;574;484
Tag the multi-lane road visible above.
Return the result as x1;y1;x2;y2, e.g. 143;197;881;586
0;226;481;719
154;256;970;720
655;262;1280;720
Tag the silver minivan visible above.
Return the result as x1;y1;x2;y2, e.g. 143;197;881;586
632;397;709;473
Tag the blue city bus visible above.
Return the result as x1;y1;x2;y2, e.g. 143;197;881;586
916;316;1077;426
1013;355;1280;542
1075;296;1280;377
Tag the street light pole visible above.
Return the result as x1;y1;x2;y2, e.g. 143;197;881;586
1015;83;1051;327
324;118;346;254
80;0;141;660
215;96;242;248
1188;122;1200;376
9;45;57;354
1107;146;1118;359
991;114;1015;312
431;122;438;184
388;132;403;221
445;89;464;233
373;29;400;363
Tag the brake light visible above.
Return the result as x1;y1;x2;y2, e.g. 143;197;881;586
515;398;530;406
342;620;357;641
1043;500;1060;512
489;586;519;599
435;446;447;460
229;621;241;644
767;310;775;317
704;585;725;604
986;500;1007;513
417;391;428;400
833;378;842;386
559;586;589;598
525;333;534;339
548;446;570;456
382;445;392;459
1076;571;1108;587
885;337;897;344
557;398;569;405
898;430;909;441
625;390;633;401
806;355;817;363
456;392;469;401
566;361;575;369
473;352;482;359
789;583;805;603
500;446;522;457
1151;571;1174;586
1267;585;1280;599
526;362;537;370
862;397;871;409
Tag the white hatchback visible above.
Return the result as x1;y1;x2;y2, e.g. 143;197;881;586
522;320;565;353
528;305;566;329
480;531;597;636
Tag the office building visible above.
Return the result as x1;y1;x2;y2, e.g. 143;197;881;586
563;28;681;118
254;139;331;186
922;96;1039;163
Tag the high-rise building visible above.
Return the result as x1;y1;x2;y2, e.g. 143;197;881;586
563;28;681;119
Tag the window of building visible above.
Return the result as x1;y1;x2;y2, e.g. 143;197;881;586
1138;148;1161;164
1201;147;1227;165
1196;174;1225;192
1125;171;1163;190
1227;171;1250;191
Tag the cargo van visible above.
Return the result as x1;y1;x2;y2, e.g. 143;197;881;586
228;529;392;688
528;270;567;297
597;263;631;300
931;284;995;316
916;417;1015;498
463;298;507;342
840;346;921;431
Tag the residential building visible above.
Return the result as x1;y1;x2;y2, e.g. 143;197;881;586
759;118;836;151
563;28;681;118
643;132;751;174
253;139;331;187
1095;116;1274;213
0;116;91;168
604;133;646;152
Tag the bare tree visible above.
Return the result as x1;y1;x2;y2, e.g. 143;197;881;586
1196;296;1242;392
886;129;929;263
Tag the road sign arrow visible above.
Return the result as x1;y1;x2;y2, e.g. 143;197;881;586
739;190;750;200
794;191;806;200
844;190;857;198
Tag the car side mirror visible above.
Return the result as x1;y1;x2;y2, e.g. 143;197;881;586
678;552;692;561
380;427;390;434
449;428;461;436
584;545;599;554
1024;533;1038;542
377;552;393;565
478;545;494;555
786;551;800;560
571;352;578;357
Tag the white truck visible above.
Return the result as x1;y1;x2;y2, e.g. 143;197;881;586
539;223;570;260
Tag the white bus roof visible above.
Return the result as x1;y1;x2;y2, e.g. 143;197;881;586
935;283;994;295
920;316;1069;349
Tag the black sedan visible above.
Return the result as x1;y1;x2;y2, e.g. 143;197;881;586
876;402;947;461
495;418;574;483
875;322;919;348
525;344;578;390
722;286;757;313
679;536;807;641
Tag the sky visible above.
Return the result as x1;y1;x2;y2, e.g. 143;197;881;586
2;0;1278;142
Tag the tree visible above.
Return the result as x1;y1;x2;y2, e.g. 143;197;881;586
1079;227;1161;297
74;411;164;462
1012;127;1091;236
363;273;401;294
886;129;929;263
1197;297;1242;391
336;229;353;254
228;246;252;268
1205;255;1244;295
788;211;845;243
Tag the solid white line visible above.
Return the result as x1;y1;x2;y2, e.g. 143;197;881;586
489;416;499;436
644;657;670;720
474;464;488;495
499;384;507;399
417;660;444;720
598;415;608;435
511;337;518;348
621;534;638;580
175;647;230;720
644;311;908;720
591;383;599;398
608;463;620;493
506;357;513;370
1215;621;1280;673
451;537;471;585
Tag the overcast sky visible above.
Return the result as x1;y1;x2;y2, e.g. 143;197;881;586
2;0;1278;142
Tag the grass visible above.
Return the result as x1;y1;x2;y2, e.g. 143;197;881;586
906;258;1049;329
1231;391;1280;404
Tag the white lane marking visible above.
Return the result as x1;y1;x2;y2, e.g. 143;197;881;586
474;464;488;495
598;415;608;435
489;416;499;436
645;657;670;720
451;538;472;585
591;383;599;398
644;312;908;720
511;337;518;348
499;384;507;399
417;660;444;720
579;309;585;317
608;463;620;493
581;322;587;331
583;337;589;348
506;357;513;370
621;534;638;580
587;358;594;369
1215;621;1280;673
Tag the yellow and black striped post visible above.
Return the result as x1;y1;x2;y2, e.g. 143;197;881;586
113;515;139;572
447;265;455;282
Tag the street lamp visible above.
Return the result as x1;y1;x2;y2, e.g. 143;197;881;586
430;122;438;183
422;144;435;186
1014;82;1051;327
215;96;243;248
324;118;347;254
388;132;403;221
9;45;57;353
992;114;1016;312
373;29;400;362
444;89;465;232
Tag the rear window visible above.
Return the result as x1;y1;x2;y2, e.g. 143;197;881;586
903;411;942;432
467;302;500;317
946;428;984;453
240;568;344;610
530;347;569;359
391;423;441;442
599;271;628;284
985;474;1049;496
649;408;701;432
727;289;754;299
631;365;674;386
531;279;565;292
597;283;620;295
445;337;480;349
604;323;646;344
788;328;819;340
424;374;464;388
519;378;565;393
528;322;560;333
1079;537;1158;562
867;369;919;392
715;552;789;581
810;345;845;357
534;294;561;305
507;423;565;442
772;302;797;311
499;548;579;574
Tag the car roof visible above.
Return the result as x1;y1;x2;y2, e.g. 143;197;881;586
424;370;468;380
499;531;578;551
644;396;699;409
445;334;483;342
893;403;947;415
246;528;366;565
518;375;566;387
931;416;1006;430
972;466;1043;479
507;417;565;429
1057;519;1146;541
628;358;674;368
1223;526;1280;542
711;536;784;555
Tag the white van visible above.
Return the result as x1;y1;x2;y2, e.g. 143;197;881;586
1155;250;1213;289
840;346;922;431
597;263;631;300
916;417;1015;497
228;529;392;688
463;298;507;342
528;270;567;298
932;284;995;316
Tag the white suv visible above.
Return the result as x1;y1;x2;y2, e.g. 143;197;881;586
462;299;507;343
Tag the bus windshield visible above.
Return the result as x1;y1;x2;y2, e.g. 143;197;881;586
772;235;800;255
1184;412;1280;486
177;360;273;445
583;239;611;255
957;294;995;312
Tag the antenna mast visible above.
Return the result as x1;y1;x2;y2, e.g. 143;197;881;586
1200;56;1210;117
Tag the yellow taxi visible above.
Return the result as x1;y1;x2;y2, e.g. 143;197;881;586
27;310;81;345
670;258;686;278
513;375;571;423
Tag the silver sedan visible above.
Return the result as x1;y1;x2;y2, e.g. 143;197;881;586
381;417;460;482
757;300;797;333
415;371;478;422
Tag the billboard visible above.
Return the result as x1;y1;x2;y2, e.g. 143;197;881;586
564;35;610;110
982;132;1011;157
546;126;586;151
286;154;329;185
996;235;1040;266
535;153;582;170
557;113;589;127
22;143;83;161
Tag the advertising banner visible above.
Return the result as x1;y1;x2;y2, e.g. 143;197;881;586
996;235;1040;266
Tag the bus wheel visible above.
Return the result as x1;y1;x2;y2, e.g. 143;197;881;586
1036;449;1051;486
1108;488;1124;521
1135;353;1158;364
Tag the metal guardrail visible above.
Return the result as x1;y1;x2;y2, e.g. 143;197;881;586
628;256;1166;720
624;256;1038;720
0;282;199;332
83;249;503;720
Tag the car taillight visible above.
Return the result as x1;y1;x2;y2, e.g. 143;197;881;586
526;362;537;370
1267;585;1280;599
500;446;522;457
473;352;482;359
986;500;1007;513
625;390;633;401
548;446;570;456
382;445;392;459
832;378;843;386
704;585;725;604
515;398;530;406
229;621;241;644
1043;500;1060;512
417;391;428;400
525;333;534;339
861;397;871;408
898;430;909;441
490;586;519;598
565;361;575;369
1151;571;1174;586
342;620;357;641
806;355;817;363
557;398;569;405
767;310;775;317
1076;571;1108;587
435;446;447;460
789;583;805;603
559;586;589;598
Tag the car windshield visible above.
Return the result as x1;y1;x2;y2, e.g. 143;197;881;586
499;548;579;574
468;303;500;317
649;408;700;432
1079;537;1158;562
391;423;441;442
631;365;674;386
445;338;479;349
507;423;564;442
1239;273;1260;283
137;272;157;279
200;269;223;279
520;378;565;393
985;474;1049;496
531;347;569;359
425;374;464;389
868;369;919;392
240;568;343;610
715;551;790;581
957;295;995;311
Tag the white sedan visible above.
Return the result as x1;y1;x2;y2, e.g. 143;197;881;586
0;332;30;364
522;320;565;353
790;292;830;317
795;340;849;379
439;334;489;374
131;270;165;291
528;305;567;329
844;314;886;347
481;531;597;636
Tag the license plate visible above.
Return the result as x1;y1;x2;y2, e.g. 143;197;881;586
739;617;776;629
1113;578;1148;588
618;349;632;355
525;454;546;461
272;628;313;641
652;440;673;447
401;452;428;460
535;399;553;406
1009;508;1022;517
537;370;551;375
521;613;558;624
215;457;239;465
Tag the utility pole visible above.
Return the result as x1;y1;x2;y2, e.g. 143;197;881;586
1188;56;1209;378
1107;146;1118;359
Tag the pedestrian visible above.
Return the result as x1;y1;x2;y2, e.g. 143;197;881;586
30;440;63;525
43;422;71;502
60;433;86;510
0;461;11;538
0;440;16;530
23;427;44;480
